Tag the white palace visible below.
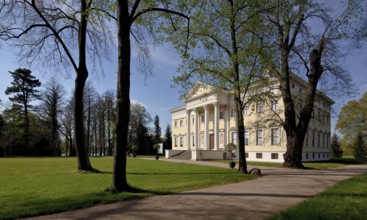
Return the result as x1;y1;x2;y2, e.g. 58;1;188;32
167;75;334;162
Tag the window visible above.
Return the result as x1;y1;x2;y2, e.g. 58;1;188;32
256;129;263;146
312;132;315;147
192;135;195;147
220;111;224;119
219;132;224;145
306;153;309;159
192;116;195;125
180;136;183;147
243;104;249;116
271;153;278;159
318;133;320;148
180;120;183;127
271;101;278;111
201;115;205;123
231;132;237;145
174;137;177;147
256;153;262;159
271;128;280;145
256;102;263;113
245;153;249;158
305;132;309;147
174;120;177;128
200;134;204;147
245;129;249;146
231;109;237;117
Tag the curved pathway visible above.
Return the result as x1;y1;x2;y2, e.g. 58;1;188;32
25;160;367;220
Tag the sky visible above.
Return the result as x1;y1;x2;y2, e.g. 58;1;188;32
0;1;366;133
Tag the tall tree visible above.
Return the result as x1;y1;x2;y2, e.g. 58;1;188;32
129;102;152;155
167;0;271;174
0;0;114;171
164;124;172;150
84;83;98;155
60;97;75;156
336;91;367;143
0;113;6;157
103;90;116;156
153;115;161;144
113;0;189;192
261;0;353;168
339;0;367;49
39;77;65;156
5;68;41;148
330;134;343;158
353;132;366;159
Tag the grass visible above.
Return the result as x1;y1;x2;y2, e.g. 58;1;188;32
0;157;255;219
270;174;367;220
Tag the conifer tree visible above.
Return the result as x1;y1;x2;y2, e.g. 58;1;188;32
164;124;172;150
153;115;161;144
5;68;41;147
330;134;343;158
353;132;366;159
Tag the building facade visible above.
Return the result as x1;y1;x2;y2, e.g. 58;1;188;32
168;75;334;162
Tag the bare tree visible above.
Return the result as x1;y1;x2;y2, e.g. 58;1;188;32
84;82;98;155
0;1;115;171
103;90;115;156
39;77;65;156
60;97;75;156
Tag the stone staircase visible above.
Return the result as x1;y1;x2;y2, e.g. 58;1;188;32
170;150;191;160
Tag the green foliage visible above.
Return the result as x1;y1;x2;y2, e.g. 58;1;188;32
164;124;172;150
5;68;41;106
352;132;366;159
337;0;367;48
153;115;161;144
271;174;367;220
129;103;153;155
330;134;343;158
336;92;367;143
225;143;237;152
0;157;254;219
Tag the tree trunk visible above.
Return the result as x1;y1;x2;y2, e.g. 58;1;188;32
72;0;93;171
112;0;130;192
74;71;93;170
236;98;248;174
282;39;325;168
283;130;304;168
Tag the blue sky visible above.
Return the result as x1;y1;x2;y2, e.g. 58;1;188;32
0;43;183;130
0;1;366;133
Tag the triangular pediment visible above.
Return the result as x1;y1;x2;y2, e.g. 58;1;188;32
183;82;214;101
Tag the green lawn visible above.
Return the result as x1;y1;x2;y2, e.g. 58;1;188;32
270;174;367;220
0;157;255;219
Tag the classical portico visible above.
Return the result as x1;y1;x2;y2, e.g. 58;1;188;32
185;102;221;151
168;83;236;160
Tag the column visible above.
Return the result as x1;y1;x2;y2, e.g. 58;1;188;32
186;109;191;150
214;103;219;150
194;108;199;149
204;105;209;150
226;106;230;146
224;105;228;147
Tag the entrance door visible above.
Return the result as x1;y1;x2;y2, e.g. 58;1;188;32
209;134;214;149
